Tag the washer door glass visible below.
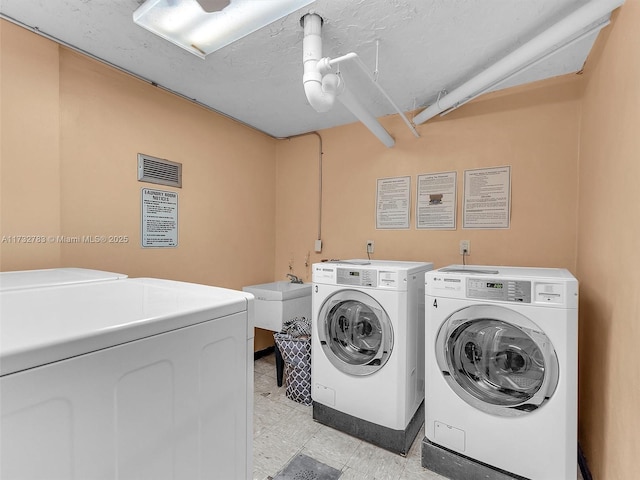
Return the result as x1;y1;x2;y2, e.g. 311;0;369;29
436;304;558;416
317;290;393;376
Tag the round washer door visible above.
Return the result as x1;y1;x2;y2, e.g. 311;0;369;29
317;289;393;376
435;304;559;417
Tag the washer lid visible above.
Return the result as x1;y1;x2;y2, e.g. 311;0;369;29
0;278;252;376
0;268;128;291
436;304;559;416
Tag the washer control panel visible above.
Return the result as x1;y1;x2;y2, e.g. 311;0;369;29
314;261;419;291
337;268;377;287
467;278;532;303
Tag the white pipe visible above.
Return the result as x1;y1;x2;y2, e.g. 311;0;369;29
302;14;339;112
328;52;358;67
302;13;395;148
338;88;395;148
439;18;609;118
413;0;625;125
351;55;420;138
329;52;420;138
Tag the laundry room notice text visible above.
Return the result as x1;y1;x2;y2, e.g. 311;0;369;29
416;171;457;230
376;176;411;229
141;188;178;247
463;166;511;229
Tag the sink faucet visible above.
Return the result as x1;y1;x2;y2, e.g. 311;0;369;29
286;273;303;284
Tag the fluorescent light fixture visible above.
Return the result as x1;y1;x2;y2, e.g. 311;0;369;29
133;0;315;58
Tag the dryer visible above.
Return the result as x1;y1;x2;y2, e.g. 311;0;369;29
0;267;127;291
312;259;433;455
1;278;254;480
423;266;578;480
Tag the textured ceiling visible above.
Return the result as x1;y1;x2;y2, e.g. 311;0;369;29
1;1;613;140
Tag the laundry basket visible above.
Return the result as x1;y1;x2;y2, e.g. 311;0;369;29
274;318;312;406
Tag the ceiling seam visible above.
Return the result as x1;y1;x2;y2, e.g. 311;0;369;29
0;13;278;140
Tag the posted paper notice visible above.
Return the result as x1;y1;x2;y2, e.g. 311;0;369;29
463;166;511;229
417;171;457;230
376;176;411;229
141;188;179;247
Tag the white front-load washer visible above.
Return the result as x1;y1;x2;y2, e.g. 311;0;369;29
423;265;578;480
312;259;433;455
1;277;254;480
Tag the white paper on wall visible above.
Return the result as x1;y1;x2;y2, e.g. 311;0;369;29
376;176;411;230
416;171;457;230
463;166;511;229
141;188;179;247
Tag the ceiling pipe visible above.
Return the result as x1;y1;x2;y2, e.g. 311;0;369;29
413;0;625;125
338;89;395;148
302;13;395;148
302;13;341;112
439;18;610;119
329;53;420;139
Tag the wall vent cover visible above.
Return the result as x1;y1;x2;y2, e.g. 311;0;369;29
137;153;182;188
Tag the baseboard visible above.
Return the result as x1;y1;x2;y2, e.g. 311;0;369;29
254;346;275;361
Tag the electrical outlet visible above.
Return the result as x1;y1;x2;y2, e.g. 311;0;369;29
459;240;470;255
366;240;375;254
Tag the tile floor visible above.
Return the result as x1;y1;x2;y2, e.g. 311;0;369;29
252;352;445;480
253;352;586;480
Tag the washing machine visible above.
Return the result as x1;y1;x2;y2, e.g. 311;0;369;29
312;259;433;455
1;277;254;480
423;265;578;480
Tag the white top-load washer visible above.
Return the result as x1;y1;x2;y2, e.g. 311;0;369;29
424;265;578;480
312;259;433;455
0;267;127;291
1;277;254;480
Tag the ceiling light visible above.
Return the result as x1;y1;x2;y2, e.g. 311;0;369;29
133;0;315;59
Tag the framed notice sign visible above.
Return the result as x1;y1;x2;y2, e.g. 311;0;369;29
376;176;411;229
141;188;178;247
463;166;511;229
416;171;457;230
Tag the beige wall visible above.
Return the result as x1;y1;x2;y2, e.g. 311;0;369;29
2;4;639;476
57;49;277;290
577;3;640;479
275;9;637;476
0;20;277;294
1;21;62;270
276;77;582;282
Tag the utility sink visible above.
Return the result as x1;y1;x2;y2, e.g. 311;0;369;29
243;281;312;331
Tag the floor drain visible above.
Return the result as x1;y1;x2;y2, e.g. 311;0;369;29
272;454;341;480
293;470;318;480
